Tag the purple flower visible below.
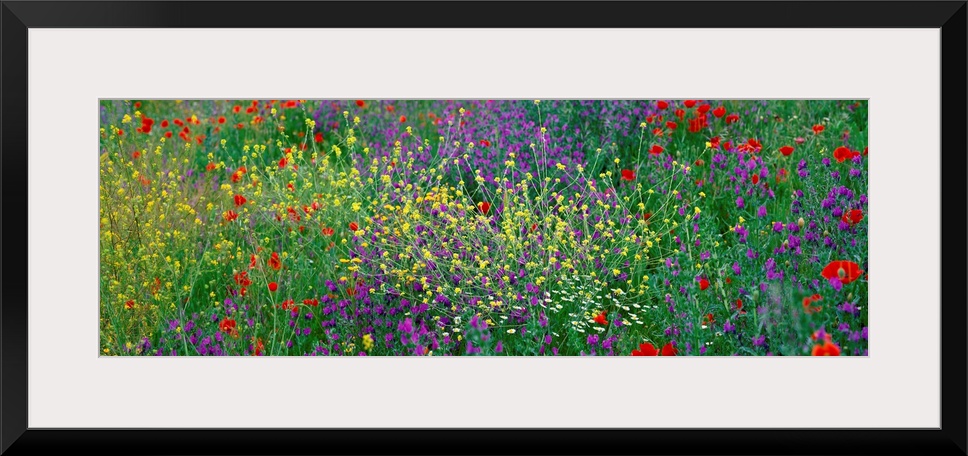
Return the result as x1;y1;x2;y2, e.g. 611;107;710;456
838;301;858;315
829;277;843;291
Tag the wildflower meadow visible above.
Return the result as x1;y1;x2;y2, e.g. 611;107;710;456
99;99;868;356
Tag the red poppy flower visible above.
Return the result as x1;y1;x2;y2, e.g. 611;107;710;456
278;157;287;168
621;169;635;181
674;109;685;120
712;106;726;118
399;116;407;123
863;146;868;156
649;144;665;155
725;113;739;125
236;123;244;130
631;341;677;356
683;100;697;108
249;254;257;269
234;271;252;287
253;338;264;356
322;227;334;236
355;100;365;107
812;124;825;135
709;136;721;149
657;100;668;110
751;174;759;185
694;159;704;167
697;104;711;114
821;260;863;284
134;101;141;109
699;277;710;291
811;340;841;356
833;146;853;163
478;201;491;215
666;121;678;130
779;145;795;156
688;115;708;133
652;127;664;136
593;311;608;325
268;252;282;270
349;222;359;231
842;209;864;225
268;282;278;292
246;106;256;114
224;210;239;222
234;194;246;206
661;341;678;356
219;317;238;336
803;294;823;314
631;342;659;356
303;298;319;307
124;300;135;310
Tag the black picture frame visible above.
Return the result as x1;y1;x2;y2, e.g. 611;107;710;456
2;2;965;455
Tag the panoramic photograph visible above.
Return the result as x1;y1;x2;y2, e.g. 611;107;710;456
99;99;868;356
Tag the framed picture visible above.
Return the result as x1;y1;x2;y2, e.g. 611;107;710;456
2;1;965;454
